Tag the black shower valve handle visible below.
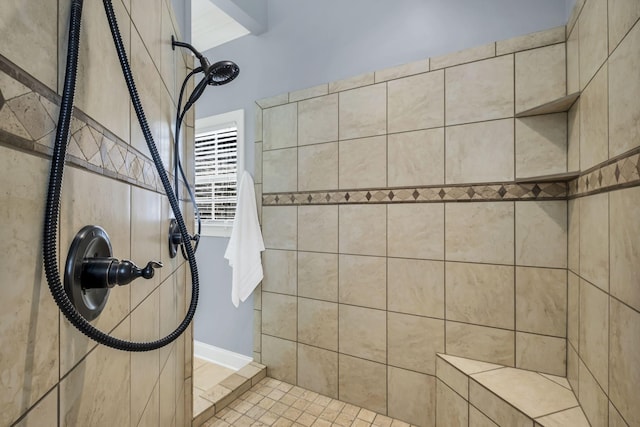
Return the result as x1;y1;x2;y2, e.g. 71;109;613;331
82;258;163;289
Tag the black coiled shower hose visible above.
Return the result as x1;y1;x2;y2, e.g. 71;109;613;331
43;0;198;351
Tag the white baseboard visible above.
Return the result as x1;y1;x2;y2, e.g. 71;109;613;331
194;340;253;371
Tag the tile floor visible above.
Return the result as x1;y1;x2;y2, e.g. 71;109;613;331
193;358;236;421
201;377;416;427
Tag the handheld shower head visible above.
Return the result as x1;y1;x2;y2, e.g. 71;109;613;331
207;60;240;86
171;37;240;110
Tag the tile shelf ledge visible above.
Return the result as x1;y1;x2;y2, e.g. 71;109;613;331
515;92;580;117
515;171;580;184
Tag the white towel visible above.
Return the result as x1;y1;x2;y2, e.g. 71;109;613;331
224;171;265;307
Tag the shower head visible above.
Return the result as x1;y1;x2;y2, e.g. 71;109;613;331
184;61;240;110
207;60;240;86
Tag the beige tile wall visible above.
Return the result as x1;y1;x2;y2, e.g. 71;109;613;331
256;25;572;427
566;2;640;427
0;1;194;426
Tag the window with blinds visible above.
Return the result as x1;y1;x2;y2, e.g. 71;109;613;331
194;125;238;227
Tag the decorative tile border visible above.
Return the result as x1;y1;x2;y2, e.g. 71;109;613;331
262;145;640;206
568;150;640;198
262;182;567;206
0;53;176;195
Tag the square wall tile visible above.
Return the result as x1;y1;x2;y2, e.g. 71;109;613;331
297;344;338;399
446;202;515;265
515;332;566;376
60;321;131;427
15;387;57;427
298;94;338;146
578;359;608;427
579;193;609;291
468;379;531;427
254;310;262;353
388;70;444;133
388;367;436;427
469;405;500;427
339;305;386;363
567;272;580;350
255;106;263;142
388;128;444;187
568;198;579;273
263;148;298;193
445;55;514;125
339;255;386;310
515;114;567;178
298;205;338;253
568;101;580;173
4;0;57;89
610;402;629;427
609;0;640;52
432;42;495;70
515;44;566;113
567;344;579;396
446;322;515;366
338;136;386;189
609;297;640;426
339;84;387;140
579;65;608;170
298;298;338;351
516;267;566;337
338;354;387;414
262;206;297;250
515;201;567;268
446;262;514;329
388;258;444;318
609;21;640;158
610;186;640;311
387;204;444;260
375;58;429;83
262;250;297;296
579;280;609;390
578;0;608;90
436;380;468;427
0;148;58;427
263;103;297;150
339;205;386;256
262;292;297;341
298;142;338;191
388;312;444;375
60;168;131;375
330;72;375;93
131;291;160;426
290;83;329;102
567;25;580;94
59;0;131;142
298;252;338;302
262;335;297;384
496;26;565;55
445;119;515;184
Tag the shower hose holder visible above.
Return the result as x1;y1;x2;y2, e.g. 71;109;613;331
64;225;162;320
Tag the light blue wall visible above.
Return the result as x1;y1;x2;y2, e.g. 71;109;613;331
193;0;568;357
194;236;254;356
171;0;191;42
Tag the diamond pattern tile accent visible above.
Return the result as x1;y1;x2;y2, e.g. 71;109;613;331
0;64;164;194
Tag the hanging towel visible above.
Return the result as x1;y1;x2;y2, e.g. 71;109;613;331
224;171;265;307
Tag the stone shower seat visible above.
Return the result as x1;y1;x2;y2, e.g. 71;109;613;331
436;353;589;426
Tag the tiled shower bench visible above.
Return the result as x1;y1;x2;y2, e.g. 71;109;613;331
435;353;589;426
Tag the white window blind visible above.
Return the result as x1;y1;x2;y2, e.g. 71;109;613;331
194;125;238;227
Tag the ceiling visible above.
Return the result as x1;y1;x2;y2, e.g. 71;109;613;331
191;0;250;52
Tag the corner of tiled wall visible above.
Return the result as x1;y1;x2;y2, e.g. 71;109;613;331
0;0;194;425
256;22;583;426
566;0;640;426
